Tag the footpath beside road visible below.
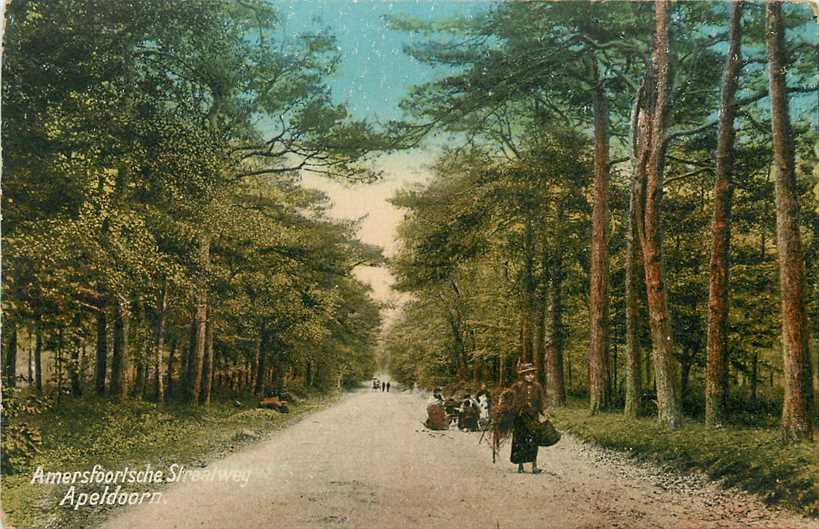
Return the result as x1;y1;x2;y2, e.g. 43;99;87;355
103;388;818;529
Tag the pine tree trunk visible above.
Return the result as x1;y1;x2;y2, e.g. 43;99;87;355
28;325;34;385
274;355;285;391
165;337;177;403
589;76;610;414
498;349;505;386
69;342;82;397
95;310;108;395
253;328;262;391
545;226;566;406
181;318;195;391
706;1;743;428
625;109;643;418
56;329;64;404
4;323;18;387
534;281;547;388
522;221;536;364
152;287;167;402
634;0;682;430
255;332;267;395
751;350;759;403
202;320;214;405
69;346;82;396
767;0;814;441
34;323;43;392
79;345;87;389
189;234;210;404
109;300;130;401
133;339;147;399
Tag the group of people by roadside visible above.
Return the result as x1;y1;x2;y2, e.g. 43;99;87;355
423;362;560;474
425;384;492;432
372;378;391;392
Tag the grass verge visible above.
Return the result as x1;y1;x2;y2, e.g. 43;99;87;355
551;399;819;517
2;390;343;529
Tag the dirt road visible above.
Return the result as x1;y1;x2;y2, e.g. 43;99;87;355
102;388;817;529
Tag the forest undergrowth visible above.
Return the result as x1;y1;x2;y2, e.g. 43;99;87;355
2;387;342;529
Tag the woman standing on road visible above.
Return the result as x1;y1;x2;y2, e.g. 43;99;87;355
509;363;547;474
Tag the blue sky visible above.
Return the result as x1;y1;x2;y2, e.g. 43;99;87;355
272;0;493;122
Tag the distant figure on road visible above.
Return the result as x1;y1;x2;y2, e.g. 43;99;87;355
386;381;391;392
381;381;386;392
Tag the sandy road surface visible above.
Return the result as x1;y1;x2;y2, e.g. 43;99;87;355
103;388;817;529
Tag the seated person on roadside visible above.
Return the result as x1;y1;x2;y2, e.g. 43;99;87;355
458;394;480;431
425;387;448;430
427;386;444;406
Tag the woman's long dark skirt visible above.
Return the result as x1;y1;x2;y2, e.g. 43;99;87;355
510;415;538;464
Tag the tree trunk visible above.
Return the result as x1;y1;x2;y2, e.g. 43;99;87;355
589;73;610;415
273;355;286;391
545;226;566;406
27;325;34;385
625;105;643;418
152;287;168;402
56;328;64;404
522;221;536;364
4;323;17;387
447;312;468;380
255;332;267;395
634;0;682;430
69;342;82;397
189;234;210;404
767;0;814;441
165;337;177;403
109;300;130;401
181;317;195;390
751;350;759;403
79;345;87;390
133;334;148;399
34;323;43;392
612;342;618;401
498;349;505;386
202;319;214;405
252;326;262;389
706;1;743;428
534;280;547;388
95;310;108;395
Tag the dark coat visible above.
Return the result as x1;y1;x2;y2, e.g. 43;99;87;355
509;380;546;464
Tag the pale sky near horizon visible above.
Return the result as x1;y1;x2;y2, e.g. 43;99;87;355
276;0;493;306
300;149;436;307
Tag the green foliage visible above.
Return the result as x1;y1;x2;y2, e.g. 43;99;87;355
1;388;52;474
385;0;817;418
1;392;340;529
2;0;389;406
553;402;819;516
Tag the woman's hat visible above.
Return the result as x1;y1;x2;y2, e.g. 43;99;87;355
517;362;536;375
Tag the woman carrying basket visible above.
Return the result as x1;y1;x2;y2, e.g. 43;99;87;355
496;362;560;474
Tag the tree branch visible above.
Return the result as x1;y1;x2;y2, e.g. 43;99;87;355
663;167;712;188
